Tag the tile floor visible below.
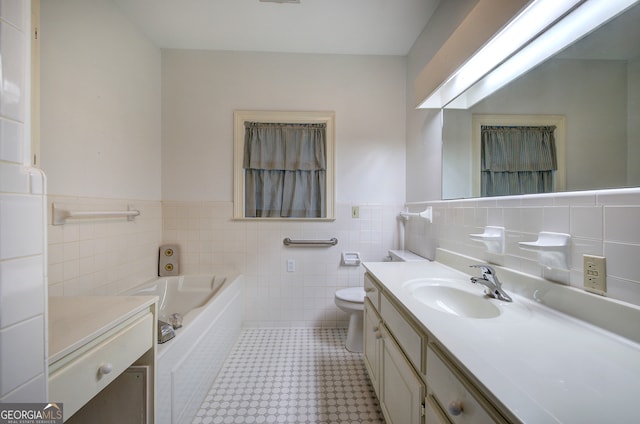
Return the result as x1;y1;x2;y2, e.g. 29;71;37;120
193;328;386;424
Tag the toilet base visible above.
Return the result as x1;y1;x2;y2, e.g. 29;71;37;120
344;311;363;353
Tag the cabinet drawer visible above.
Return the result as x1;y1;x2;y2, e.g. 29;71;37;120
364;273;380;310
427;346;498;424
49;312;153;419
380;293;424;373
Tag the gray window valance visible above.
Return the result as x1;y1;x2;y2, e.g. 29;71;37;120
481;125;557;196
243;122;327;218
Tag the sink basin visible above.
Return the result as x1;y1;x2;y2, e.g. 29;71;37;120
408;282;501;319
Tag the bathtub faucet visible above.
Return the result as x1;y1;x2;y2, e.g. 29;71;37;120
469;264;512;302
158;320;176;343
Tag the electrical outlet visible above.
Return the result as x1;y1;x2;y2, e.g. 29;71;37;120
287;259;295;273
352;206;360;218
583;255;606;295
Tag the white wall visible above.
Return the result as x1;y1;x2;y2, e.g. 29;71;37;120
406;0;478;202
40;0;161;200
0;1;47;402
161;49;408;326
40;0;163;296
161;49;407;204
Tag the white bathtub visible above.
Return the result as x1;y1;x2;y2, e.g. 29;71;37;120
128;273;244;424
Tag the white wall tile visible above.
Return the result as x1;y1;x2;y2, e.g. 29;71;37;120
47;196;162;296
0;22;25;122
604;206;640;243
570;206;603;239
162;201;402;327
0;162;29;193
0;374;46;403
597;189;640;205
0;256;44;328
0;316;44;396
0;118;24;163
0;0;25;30
605;241;640;282
0;194;43;259
542;206;570;233
404;189;640;307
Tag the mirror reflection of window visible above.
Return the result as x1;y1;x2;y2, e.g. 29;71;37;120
440;3;639;199
480;125;557;197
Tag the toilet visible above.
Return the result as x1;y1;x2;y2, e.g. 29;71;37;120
334;287;366;352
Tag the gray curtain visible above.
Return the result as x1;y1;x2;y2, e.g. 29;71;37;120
244;122;326;217
481;125;557;197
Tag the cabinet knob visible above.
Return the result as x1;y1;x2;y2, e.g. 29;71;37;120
375;331;383;339
447;401;463;416
365;287;375;292
99;363;113;375
373;326;379;332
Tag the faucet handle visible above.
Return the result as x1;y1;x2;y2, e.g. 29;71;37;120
469;264;496;276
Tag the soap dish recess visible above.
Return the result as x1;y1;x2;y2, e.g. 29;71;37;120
469;226;505;254
518;232;571;270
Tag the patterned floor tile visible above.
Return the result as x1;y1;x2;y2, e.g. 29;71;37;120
193;328;386;424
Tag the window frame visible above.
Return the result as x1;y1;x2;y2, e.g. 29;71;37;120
233;110;336;220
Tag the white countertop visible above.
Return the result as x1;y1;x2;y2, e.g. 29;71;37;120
363;259;640;424
48;296;157;364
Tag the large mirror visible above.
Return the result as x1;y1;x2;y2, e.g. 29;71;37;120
442;2;640;199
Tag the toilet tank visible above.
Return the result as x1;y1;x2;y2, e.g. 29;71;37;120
388;250;428;262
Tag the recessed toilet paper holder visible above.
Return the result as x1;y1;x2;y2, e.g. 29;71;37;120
341;251;361;266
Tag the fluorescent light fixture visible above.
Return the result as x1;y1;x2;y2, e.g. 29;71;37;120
417;0;589;109
446;0;640;109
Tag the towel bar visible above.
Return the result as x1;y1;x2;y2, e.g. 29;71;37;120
52;203;140;225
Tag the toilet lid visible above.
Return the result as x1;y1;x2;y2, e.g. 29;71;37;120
335;287;365;303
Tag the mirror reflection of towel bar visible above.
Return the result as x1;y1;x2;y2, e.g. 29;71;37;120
283;237;338;247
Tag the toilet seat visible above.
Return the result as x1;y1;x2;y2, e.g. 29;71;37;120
335;287;365;303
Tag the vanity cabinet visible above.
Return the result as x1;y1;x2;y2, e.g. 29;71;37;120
363;299;382;395
364;274;426;424
364;272;508;424
48;296;157;423
379;325;425;424
426;345;503;424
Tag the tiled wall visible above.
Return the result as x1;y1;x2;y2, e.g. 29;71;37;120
405;188;640;307
0;1;47;402
47;196;162;296
162;201;403;327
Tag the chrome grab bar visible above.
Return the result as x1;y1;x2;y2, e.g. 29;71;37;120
283;237;338;247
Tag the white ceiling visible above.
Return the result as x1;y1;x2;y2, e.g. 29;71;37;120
112;0;441;56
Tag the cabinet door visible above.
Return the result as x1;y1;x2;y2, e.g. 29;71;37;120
364;300;382;396
380;326;425;424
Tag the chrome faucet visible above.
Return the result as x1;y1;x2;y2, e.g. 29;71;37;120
469;264;512;302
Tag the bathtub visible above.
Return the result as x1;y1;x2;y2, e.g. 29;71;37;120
128;273;244;424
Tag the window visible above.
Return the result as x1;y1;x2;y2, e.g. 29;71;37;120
233;111;335;220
